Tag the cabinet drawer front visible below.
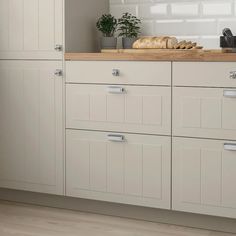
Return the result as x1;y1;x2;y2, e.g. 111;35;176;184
173;87;236;140
173;137;236;219
173;62;236;88
66;61;171;85
66;130;171;209
66;84;171;135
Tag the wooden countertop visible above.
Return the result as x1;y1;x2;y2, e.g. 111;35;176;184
65;49;236;62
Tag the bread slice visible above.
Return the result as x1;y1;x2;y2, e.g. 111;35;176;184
167;37;178;49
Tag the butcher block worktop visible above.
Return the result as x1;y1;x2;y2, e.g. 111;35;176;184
65;49;236;62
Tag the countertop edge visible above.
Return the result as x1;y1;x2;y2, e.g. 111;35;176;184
64;51;236;62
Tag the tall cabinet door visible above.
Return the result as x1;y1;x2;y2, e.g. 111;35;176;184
0;60;63;195
0;0;63;59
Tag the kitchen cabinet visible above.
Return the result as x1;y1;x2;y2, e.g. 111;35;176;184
66;84;171;135
65;60;236;218
0;60;63;195
1;37;236;221
172;137;236;219
66;130;171;209
172;61;236;219
65;60;172;209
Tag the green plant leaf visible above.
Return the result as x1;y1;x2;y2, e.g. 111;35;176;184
96;14;117;37
117;12;142;38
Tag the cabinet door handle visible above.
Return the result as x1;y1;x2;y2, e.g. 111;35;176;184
54;69;63;77
108;134;125;142
230;71;236;79
54;44;63;51
224;143;236;151
112;69;120;77
223;90;236;98
107;86;125;94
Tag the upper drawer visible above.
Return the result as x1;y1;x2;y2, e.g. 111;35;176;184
66;61;171;86
173;62;236;88
66;84;171;135
173;87;236;140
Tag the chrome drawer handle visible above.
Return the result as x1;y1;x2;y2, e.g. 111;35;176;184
108;134;125;142
107;86;125;94
223;90;236;98
224;143;236;151
230;71;236;79
112;69;120;77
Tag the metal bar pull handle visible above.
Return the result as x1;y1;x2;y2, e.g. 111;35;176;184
224;143;236;151
223;90;236;98
108;134;125;142
107;86;125;94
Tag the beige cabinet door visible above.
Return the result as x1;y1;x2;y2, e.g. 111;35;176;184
0;60;63;195
173;87;236;140
173;62;236;88
173;137;236;219
66;61;171;86
66;130;171;209
66;84;171;135
0;0;63;59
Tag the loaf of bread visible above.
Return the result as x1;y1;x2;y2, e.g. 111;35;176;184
132;36;202;50
133;36;178;49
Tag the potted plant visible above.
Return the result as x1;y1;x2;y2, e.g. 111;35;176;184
96;14;117;49
118;13;141;49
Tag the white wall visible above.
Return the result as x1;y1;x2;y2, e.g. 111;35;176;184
110;0;236;48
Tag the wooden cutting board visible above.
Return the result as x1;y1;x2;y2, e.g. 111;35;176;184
101;49;206;53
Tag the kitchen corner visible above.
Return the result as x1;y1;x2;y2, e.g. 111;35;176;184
0;0;236;235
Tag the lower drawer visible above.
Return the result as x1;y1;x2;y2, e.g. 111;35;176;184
173;137;236;219
66;130;171;209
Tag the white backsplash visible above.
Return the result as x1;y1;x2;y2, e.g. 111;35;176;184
110;0;236;48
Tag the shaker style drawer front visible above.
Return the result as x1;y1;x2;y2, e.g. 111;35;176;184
173;62;236;88
173;87;236;140
66;130;171;209
66;61;171;85
66;84;171;135
173;137;236;219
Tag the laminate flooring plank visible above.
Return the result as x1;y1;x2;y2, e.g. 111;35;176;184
0;201;234;236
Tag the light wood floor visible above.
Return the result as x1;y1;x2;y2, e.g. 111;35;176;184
0;200;235;236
